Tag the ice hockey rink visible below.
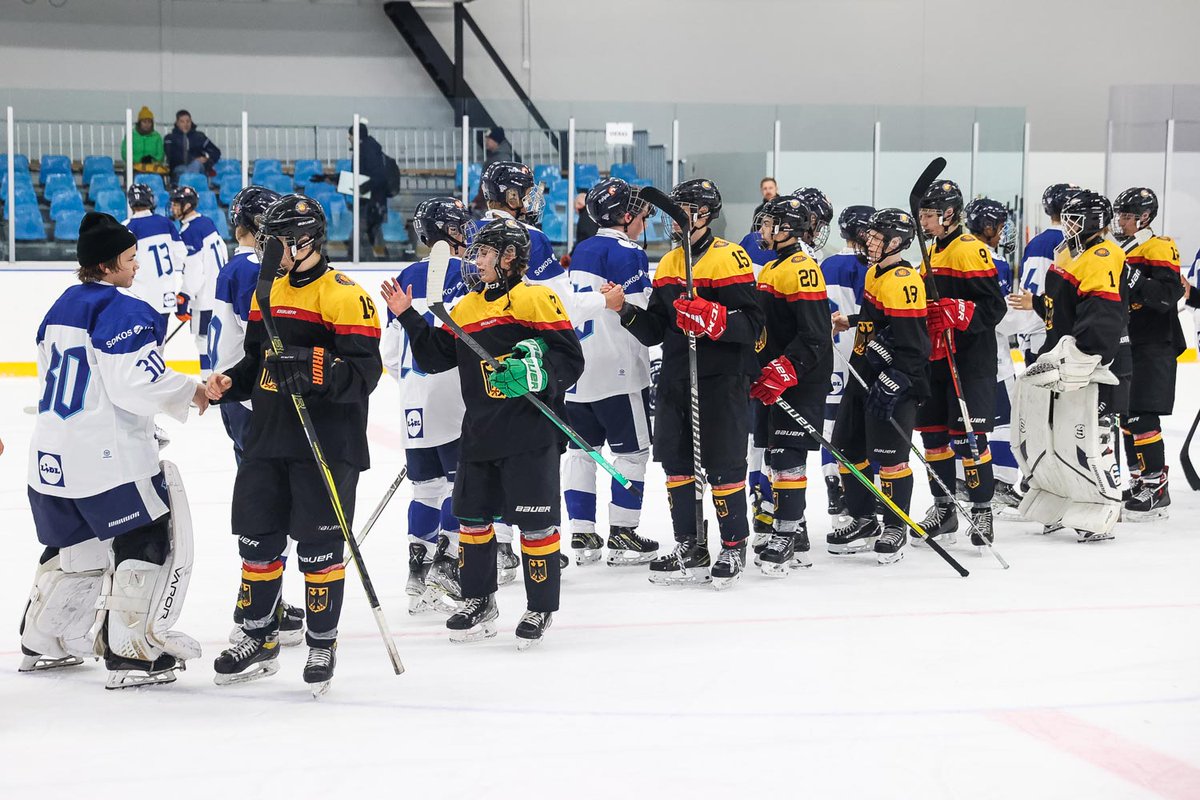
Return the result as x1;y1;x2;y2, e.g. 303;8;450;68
2;365;1198;800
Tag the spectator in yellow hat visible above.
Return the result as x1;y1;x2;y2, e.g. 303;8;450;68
121;106;167;174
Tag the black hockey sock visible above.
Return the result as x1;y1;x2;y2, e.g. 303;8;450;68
878;466;913;528
711;479;749;546
238;559;283;637
840;461;875;518
303;565;345;647
771;473;808;528
666;476;700;541
954;434;994;504
458;523;499;598
1122;429;1140;473
922;442;957;500
520;529;561;613
1134;432;1166;475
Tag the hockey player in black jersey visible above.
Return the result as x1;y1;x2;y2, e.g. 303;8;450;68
390;218;584;648
608;179;765;588
750;196;834;576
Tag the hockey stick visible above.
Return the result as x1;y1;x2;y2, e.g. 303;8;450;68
353;467;408;548
255;238;404;675
423;241;642;497
774;399;968;577
1179;406;1200;490
832;346;1010;568
638;187;706;549
164;319;188;346
910;157;984;464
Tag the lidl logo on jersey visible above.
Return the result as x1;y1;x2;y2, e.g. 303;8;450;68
830;372;845;396
38;452;64;487
406;408;424;438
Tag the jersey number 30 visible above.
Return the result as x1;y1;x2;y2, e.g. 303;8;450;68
39;344;91;419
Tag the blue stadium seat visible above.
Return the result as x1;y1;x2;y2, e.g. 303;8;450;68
93;190;128;219
196;190;220;216
327;212;352;242
1;169;34;195
574;163;601;191
214;159;240;177
545;178;569;206
134;173;166;194
218;174;244;206
14;204;46;240
610;163;638;182
82;156;115;186
262;173;293;195
534;164;559;186
213;212;232;241
154;190;170;216
304;180;337;200
3;181;38;206
49;190;84;217
630;177;653;188
541;208;567;245
53;208;86;241
293;159;323;188
3;196;36;219
38;155;71;185
252;159;282;178
455;162;483;186
316;197;344;225
1;154;32;175
179;172;209;193
381;216;409;243
335;158;352;174
43;173;77;199
88;172;121;198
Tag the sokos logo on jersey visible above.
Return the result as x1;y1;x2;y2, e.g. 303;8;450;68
406;408;424;439
38;452;64;487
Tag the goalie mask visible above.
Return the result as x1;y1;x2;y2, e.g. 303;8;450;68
256;194;327;261
462;217;530;291
754;195;813;251
414;196;471;250
481;160;544;221
862;208;916;265
791;187;833;250
668;178;722;243
1060;190;1112;257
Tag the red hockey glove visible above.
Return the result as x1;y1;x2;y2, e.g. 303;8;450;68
926;297;974;339
749;356;798;405
673;295;728;339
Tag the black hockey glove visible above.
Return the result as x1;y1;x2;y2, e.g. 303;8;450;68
866;367;910;419
1126;264;1146;296
264;345;331;396
864;329;895;373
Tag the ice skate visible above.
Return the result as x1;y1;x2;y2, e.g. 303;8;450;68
19;646;84;673
874;525;907;565
1076;528;1115;543
105;651;183;690
407;543;434;613
710;542;746;591
606;526;658;566
992;480;1025;519
230;601;304;647
213;634;280;686
911;500;957;547
969;506;994;552
1039;522;1064;535
515;610;552;651
648;538;712;586
790;523;813;568
571;531;604;566
1123;467;1170;522
447;594;499;643
826;516;880;554
421;539;462;615
757;532;794;577
303;643;336;698
497;542;519;586
826;475;849;522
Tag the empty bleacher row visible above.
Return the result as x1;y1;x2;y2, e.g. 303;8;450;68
3;154;665;258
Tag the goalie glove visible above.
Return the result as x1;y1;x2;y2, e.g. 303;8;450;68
749;356;798;405
1024;335;1120;393
673;295;728;339
488;337;548;399
264;345;332;396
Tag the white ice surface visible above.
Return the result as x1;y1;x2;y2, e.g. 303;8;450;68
2;372;1198;799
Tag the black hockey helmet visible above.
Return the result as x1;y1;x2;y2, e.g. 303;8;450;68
169;185;199;217
414;196;472;249
1041;182;1081;217
586;177;652;229
754;195;813;251
126;183;156;210
964;197;1008;236
228;185;281;236
668;178;721;242
838;204;875;244
257;194;327;259
1112;186;1159;227
1060;190;1113;257
863;208;917;263
462;216;531;290
791;186;833;249
919;179;964;231
481;160;544;220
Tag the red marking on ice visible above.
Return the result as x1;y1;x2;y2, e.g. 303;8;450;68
992;708;1200;800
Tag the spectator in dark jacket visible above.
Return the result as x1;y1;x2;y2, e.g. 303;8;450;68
164;110;220;184
348;122;389;260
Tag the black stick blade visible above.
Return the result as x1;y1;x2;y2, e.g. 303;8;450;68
639;186;689;231
909;157;947;216
259;237;284;282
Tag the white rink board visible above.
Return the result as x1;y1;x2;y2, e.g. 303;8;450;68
1;367;1199;796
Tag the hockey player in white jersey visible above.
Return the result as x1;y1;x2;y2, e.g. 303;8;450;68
818;204;873;521
380;197;471;612
19;212;207;689
172;185;227;375
124;182;186;323
564;177;659;566
1012;183;1079;361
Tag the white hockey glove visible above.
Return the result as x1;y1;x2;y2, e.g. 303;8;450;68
1024;335;1119;393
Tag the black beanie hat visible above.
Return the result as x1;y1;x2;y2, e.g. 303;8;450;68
77;212;137;268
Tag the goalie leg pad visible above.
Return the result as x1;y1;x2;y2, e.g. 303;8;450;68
20;538;111;663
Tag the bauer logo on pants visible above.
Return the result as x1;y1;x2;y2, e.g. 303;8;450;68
528;558;547;583
308;586;329;613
